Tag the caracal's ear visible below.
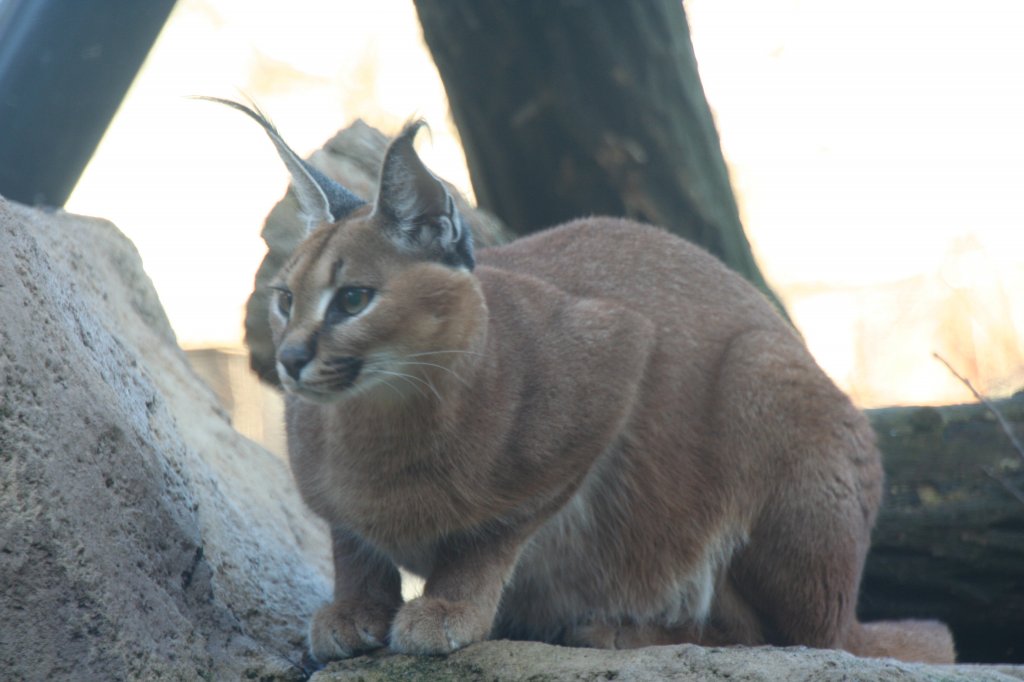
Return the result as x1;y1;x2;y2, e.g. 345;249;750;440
197;97;366;231
375;120;474;270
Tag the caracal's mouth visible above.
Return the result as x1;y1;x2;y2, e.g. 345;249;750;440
279;357;364;404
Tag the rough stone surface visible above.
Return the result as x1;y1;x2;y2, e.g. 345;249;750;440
2;196;1023;681
0;197;330;680
315;641;1024;682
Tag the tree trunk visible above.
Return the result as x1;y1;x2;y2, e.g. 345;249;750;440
863;395;1024;663
414;0;785;315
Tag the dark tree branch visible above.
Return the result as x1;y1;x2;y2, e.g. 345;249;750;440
413;0;786;316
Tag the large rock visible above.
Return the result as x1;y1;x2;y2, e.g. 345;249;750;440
0;197;331;680
317;641;1024;682
2;195;1022;680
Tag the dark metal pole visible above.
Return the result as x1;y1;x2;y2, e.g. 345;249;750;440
0;0;177;207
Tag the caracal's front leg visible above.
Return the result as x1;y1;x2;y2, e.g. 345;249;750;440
390;531;523;655
309;526;403;662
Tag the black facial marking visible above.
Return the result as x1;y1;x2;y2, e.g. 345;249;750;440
324;356;363;390
331;258;344;286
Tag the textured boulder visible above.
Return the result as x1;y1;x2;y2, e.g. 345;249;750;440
317;643;1024;679
0;197;330;680
317;641;1024;682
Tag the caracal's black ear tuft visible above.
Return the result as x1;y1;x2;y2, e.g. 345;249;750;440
375;120;474;270
196;96;366;230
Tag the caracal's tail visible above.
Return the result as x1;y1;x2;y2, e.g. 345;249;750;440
844;619;956;664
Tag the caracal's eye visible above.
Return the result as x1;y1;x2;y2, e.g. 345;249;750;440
275;289;293;317
327;287;375;323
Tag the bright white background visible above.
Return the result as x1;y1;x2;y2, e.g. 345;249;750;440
66;0;1024;406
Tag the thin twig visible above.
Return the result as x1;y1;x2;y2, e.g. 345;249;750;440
933;352;1024;462
982;466;1024;505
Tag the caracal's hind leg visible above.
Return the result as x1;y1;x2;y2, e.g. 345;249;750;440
710;329;882;649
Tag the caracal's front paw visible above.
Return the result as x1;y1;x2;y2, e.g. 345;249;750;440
309;599;396;662
389;596;492;655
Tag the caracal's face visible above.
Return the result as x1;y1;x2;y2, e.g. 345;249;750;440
268;209;481;405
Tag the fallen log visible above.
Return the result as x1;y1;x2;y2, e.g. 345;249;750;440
863;395;1024;662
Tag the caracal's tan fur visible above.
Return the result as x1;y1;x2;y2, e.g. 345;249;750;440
214;101;954;664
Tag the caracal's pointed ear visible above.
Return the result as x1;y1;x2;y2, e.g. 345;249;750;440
375;120;474;270
197;97;366;231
